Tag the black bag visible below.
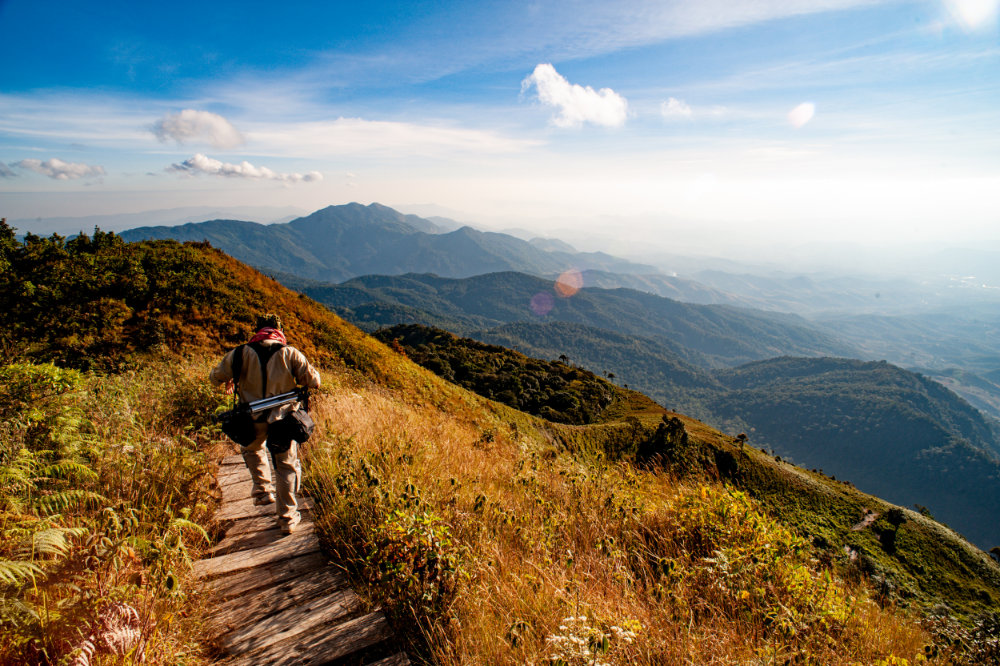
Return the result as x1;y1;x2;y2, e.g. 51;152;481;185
217;344;258;446
266;408;315;454
219;402;256;446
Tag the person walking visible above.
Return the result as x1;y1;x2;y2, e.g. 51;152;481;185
210;313;321;534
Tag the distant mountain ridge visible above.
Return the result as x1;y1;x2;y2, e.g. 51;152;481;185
293;270;859;367
120;202;659;283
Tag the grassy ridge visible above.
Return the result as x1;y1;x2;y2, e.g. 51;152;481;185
2;226;998;663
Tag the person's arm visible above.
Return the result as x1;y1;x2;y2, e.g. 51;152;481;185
209;349;236;386
288;348;321;389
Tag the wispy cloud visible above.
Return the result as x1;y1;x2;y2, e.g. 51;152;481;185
13;158;106;180
661;97;694;119
521;64;628;129
167;153;322;182
0;163;17;179
246;117;541;157
151;109;244;149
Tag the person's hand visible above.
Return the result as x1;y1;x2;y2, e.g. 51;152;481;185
224;379;235;395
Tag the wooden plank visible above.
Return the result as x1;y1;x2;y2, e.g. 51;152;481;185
217;468;249;485
221;454;244;466
207;552;330;600
216;496;314;522
367;652;411;666
215;497;274;522
222;611;394;666
207;565;351;631
208;523;314;557
193;528;320;580
220;583;362;655
221;514;288;538
220;478;254;504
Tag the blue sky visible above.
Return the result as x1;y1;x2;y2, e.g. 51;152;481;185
1;0;997;256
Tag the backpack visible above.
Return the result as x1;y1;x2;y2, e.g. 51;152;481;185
218;342;285;446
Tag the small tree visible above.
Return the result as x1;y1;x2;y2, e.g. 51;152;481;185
990;547;1000;564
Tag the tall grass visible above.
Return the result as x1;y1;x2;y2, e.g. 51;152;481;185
304;378;939;665
0;359;226;665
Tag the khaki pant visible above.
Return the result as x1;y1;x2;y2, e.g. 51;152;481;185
242;421;301;527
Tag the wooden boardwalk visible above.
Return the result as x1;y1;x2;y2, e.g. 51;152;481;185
193;454;410;666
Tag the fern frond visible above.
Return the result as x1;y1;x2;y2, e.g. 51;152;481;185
0;559;44;586
0;595;40;628
37;460;98;483
18;526;88;560
33;489;107;515
169;517;210;543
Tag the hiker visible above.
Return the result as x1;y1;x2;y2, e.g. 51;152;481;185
210;314;321;534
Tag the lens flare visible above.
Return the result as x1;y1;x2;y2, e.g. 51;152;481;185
554;268;584;298
788;102;815;129
530;291;554;316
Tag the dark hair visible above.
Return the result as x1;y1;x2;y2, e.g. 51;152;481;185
255;313;283;331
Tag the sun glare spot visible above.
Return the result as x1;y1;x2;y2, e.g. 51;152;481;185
530;291;554;316
945;0;999;29
788;102;815;129
554;269;584;298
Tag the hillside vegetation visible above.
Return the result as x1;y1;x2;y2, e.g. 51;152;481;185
2;223;999;664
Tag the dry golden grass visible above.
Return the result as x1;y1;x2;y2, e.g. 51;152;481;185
303;366;934;665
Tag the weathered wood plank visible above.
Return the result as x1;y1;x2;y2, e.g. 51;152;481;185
220;583;362;655
216;496;315;522
206;552;330;600
208;523;314;557
222;611;394;666
207;565;351;631
221;454;244;466
220;514;288;538
193;528;320;580
366;652;411;666
219;478;254;504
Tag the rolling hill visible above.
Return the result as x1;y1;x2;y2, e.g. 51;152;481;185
293;271;859;367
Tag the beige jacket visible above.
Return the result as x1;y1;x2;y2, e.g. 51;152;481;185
210;340;321;423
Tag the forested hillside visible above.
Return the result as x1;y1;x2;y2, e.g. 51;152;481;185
3;223;999;664
705;357;1000;549
295;270;859;366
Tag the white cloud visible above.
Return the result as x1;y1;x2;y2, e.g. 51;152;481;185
13;158;106;180
788;102;816;128
167;153;322;183
661;97;694;119
152;110;245;149
246;117;540;157
521;63;628;129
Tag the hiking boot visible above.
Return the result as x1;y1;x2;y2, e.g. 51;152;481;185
253;493;275;506
279;513;301;535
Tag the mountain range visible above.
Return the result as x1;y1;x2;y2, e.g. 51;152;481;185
121;202;658;283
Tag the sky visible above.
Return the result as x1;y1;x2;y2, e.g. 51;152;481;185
1;0;998;260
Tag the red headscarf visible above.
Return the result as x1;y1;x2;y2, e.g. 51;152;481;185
249;327;287;345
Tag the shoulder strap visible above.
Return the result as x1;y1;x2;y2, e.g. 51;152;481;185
248;342;285;398
230;344;246;408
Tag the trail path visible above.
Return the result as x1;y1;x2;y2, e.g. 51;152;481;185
193;454;410;666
